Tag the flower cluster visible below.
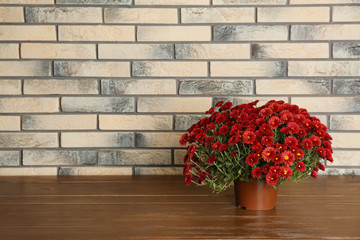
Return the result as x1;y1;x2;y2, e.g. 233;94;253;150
180;100;333;193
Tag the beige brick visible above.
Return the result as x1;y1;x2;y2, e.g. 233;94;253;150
58;26;135;41
331;133;360;149
253;43;329;59
256;79;330;95
332;150;360;167
0;133;58;148
291;97;360;113
211;61;285;77
57;0;131;4
137;26;211;42
313;115;327;125
136;132;183;148
176;44;250;59
135;0;209;5
290;0;360;4
0;116;20;131
25;7;102;23
24;79;98;95
291;25;360;41
100;115;172;130
59;167;132;176
174;149;187;164
0;0;54;4
135;167;182;175
61;132;134;148
258;7;329;23
288;61;360;77
214;25;288;41
101;79;176;95
0;26;55;41
55;61;130;77
138;97;212;113
215;97;288;107
23;150;97;166
0;61;51;77
22;115;97;130
133;61;207;77
330;115;360;130
181;8;254;23
333;6;360;22
213;0;286;4
0;98;58;113
0;7;24;22
0;151;20;166
62;97;134;113
0;44;19;59
0;80;21;95
99;149;171;165
105;8;177;24
0;167;57;176
98;44;173;59
21;43;96;59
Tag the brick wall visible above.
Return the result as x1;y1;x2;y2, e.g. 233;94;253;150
0;0;359;176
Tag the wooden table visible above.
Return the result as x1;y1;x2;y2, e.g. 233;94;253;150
0;175;359;240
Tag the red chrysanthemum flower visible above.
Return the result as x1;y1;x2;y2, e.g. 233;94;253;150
185;174;193;185
188;144;197;156
252;142;263;152
280;166;293;179
215;113;227;124
245;153;259;167
269;103;280;113
219;144;229;152
301;138;313;150
221;101;233;110
281;151;295;165
261;136;273;147
325;149;333;162
179;133;189;146
230;110;239;119
314;166;319;172
183;164;192;175
273;154;284;165
280;112;293;124
284;136;299;147
259;123;272;134
215;101;224;107
296;161;306;172
323;140;332;149
268;116;281;129
219;125;228;135
311;170;318;178
212;142;221;151
184;154;191;164
200;118;210;127
318;162;325;171
243;131;257;144
262;147;276;162
287;122;300;134
269;166;280;175
259;108;273;117
276;143;286;153
303;119;313;129
280;127;289;135
310;136;321;146
206;155;217;164
294;114;306;124
262;164;270;174
252;167;262;179
295;149;304;159
266;172;279;186
255;118;266;126
206;124;216;130
316;147;327;158
230;151;237;157
296;128;307;138
204;136;214;146
205;107;215;114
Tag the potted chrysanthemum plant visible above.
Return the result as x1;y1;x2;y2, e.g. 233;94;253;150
180;100;333;210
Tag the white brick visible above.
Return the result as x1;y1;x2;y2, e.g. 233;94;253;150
332;150;360;167
331;133;360;148
59;26;135;41
135;0;209;5
292;97;360;113
0;26;56;41
256;79;330;95
105;8;177;23
138;97;212;113
137;26;211;42
289;61;360;77
0;80;21;95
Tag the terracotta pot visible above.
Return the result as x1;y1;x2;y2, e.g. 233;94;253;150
234;180;278;210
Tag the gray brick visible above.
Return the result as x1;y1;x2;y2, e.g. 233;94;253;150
59;167;132;176
62;97;135;113
98;150;171;165
25;7;102;23
23;150;97;166
174;149;187;165
291;25;360;40
333;79;360;95
179;79;253;95
333;42;360;59
330;115;360;130
61;132;135;148
136;132;183;148
98;44;173;59
56;0;131;4
318;168;360;176
134;167;182;175
24;79;98;95
0;133;58;148
214;25;288;41
0;151;20;166
175;115;203;131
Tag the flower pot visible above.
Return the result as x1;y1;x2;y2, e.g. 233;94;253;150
234;180;278;210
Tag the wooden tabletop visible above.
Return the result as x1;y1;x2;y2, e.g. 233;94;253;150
0;175;359;240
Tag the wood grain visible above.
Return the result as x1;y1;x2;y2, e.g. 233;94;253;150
0;175;359;240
